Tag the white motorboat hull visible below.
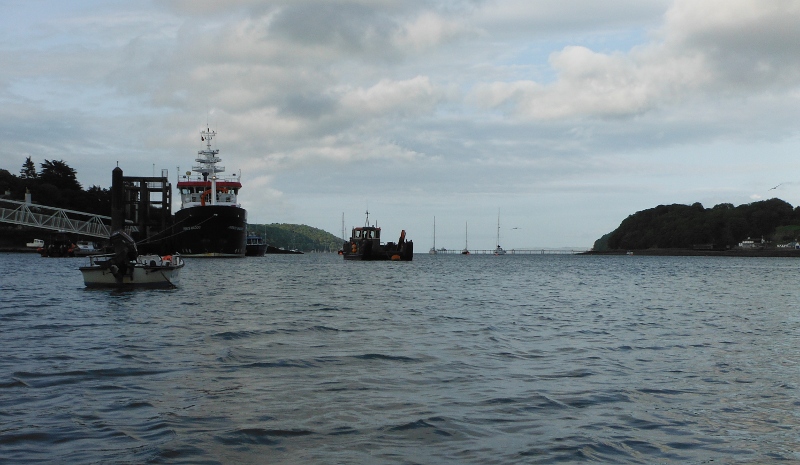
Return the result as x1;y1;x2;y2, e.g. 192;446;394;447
80;254;184;288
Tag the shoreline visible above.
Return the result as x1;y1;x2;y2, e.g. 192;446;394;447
583;248;800;257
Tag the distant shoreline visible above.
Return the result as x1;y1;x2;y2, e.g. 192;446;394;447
583;248;800;257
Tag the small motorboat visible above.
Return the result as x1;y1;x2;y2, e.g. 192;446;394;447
73;241;102;257
80;230;184;288
245;235;268;256
26;238;44;248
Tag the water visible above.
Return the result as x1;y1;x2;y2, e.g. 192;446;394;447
2;253;799;464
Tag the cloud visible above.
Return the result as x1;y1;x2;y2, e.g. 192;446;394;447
339;76;443;117
468;0;800;120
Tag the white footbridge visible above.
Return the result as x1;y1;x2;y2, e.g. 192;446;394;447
0;198;135;238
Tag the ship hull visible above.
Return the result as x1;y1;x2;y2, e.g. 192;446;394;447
174;205;247;257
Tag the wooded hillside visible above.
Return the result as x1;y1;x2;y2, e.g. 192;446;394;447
594;199;800;251
249;223;342;252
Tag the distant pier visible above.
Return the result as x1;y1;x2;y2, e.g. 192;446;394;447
430;248;588;255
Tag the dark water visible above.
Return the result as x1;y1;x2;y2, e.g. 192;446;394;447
2;253;800;464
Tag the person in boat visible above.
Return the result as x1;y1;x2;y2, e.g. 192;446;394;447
101;230;139;280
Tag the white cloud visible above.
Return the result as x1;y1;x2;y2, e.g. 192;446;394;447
392;11;473;51
469;0;800;120
339;76;443;117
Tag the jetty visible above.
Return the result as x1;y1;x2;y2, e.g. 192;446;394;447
0;197;126;238
432;248;587;255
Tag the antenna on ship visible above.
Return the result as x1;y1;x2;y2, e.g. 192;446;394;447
364;210;370;227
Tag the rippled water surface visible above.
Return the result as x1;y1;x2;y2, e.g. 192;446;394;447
2;252;800;464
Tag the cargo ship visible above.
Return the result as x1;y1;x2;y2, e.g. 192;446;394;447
174;128;247;257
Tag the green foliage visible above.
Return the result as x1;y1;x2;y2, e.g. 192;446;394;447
0;169;19;194
604;198;800;250
2;158;109;214
40;159;82;191
20;157;37;179
592;232;612;251
248;223;341;252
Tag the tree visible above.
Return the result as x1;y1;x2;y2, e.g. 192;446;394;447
39;159;81;191
20;156;37;179
604;198;799;250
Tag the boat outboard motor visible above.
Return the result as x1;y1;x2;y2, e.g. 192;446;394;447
108;230;138;281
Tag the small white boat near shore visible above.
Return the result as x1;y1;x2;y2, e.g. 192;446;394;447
26;238;44;248
73;241;101;257
79;230;183;288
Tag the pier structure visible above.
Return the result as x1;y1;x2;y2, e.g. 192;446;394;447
0;197;134;238
430;248;588;255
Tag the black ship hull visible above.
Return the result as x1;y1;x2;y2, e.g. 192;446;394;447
245;244;268;256
245;235;267;256
174;205;247;257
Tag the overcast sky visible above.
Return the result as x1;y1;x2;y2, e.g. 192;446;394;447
3;0;800;249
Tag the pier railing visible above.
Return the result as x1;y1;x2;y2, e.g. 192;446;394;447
0;198;136;238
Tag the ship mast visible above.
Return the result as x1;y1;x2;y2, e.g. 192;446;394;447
194;128;225;181
195;128;227;206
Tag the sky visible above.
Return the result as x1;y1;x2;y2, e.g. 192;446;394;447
2;0;800;250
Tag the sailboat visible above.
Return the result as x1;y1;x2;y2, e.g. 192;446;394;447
429;216;437;254
494;211;506;255
461;221;470;255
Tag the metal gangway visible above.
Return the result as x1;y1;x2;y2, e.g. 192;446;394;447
0;198;135;238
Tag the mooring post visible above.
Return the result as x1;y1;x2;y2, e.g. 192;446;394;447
111;167;124;232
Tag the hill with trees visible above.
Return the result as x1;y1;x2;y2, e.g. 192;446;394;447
248;223;341;252
593;199;800;251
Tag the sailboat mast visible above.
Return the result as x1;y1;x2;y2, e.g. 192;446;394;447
497;211;501;247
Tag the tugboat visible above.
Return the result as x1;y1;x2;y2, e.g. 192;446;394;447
175;128;247;257
342;211;413;261
245;235;268;256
